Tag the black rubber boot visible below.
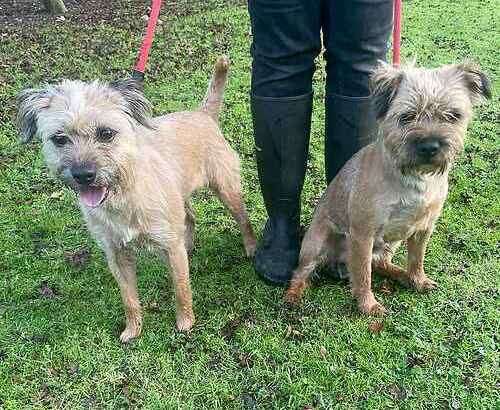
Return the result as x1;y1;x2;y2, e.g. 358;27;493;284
252;93;313;286
325;93;377;184
324;93;377;279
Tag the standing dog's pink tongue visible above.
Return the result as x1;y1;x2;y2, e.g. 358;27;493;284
79;187;107;208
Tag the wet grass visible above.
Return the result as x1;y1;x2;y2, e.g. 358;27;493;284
0;0;498;408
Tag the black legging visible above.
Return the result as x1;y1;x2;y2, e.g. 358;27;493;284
249;0;393;98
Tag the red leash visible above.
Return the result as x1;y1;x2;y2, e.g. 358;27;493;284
132;0;402;79
132;0;163;81
392;0;402;65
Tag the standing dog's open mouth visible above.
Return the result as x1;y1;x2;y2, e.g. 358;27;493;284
79;186;108;208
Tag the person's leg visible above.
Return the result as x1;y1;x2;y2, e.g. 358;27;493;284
323;0;394;183
249;0;322;285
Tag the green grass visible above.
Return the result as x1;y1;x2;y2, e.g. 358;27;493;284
0;1;499;408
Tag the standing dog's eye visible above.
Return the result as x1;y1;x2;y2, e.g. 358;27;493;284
51;133;68;147
96;127;116;142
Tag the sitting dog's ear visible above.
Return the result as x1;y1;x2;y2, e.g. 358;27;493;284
16;88;50;143
370;61;404;120
109;78;153;128
455;62;491;104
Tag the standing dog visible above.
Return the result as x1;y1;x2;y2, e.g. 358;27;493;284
17;57;256;342
286;61;490;314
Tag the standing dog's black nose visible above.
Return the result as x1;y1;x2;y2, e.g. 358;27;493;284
416;139;441;159
71;163;96;185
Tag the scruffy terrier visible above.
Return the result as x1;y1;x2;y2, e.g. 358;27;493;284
286;61;491;314
17;57;256;342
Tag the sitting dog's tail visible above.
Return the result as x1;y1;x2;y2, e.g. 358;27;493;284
200;56;229;122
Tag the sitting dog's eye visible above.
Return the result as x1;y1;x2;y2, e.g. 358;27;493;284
96;127;116;142
51;133;68;147
399;112;417;126
444;110;462;123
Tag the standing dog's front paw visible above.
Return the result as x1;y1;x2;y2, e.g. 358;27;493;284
244;238;257;258
411;275;437;292
119;313;142;343
120;325;141;343
176;313;195;332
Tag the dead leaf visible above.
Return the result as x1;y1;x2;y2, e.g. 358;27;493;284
368;321;384;334
241;393;257;409
221;317;241;341
50;190;64;200
319;346;328;359
145;301;161;313
67;364;79;376
387;384;407;401
64;248;91;269
406;353;425;368
236;352;253;368
285;324;304;340
39;383;51;403
28;334;48;344
47;367;58;376
39;281;58;299
379;280;394;295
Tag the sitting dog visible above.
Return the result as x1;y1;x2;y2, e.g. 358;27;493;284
17;57;256;342
286;61;490;314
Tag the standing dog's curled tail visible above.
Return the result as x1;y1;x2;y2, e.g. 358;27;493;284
200;56;230;122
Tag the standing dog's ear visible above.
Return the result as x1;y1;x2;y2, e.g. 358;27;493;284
370;61;404;120
16;88;51;143
455;62;492;104
109;78;153;128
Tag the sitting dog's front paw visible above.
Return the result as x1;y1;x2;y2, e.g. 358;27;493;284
284;279;307;305
284;288;302;306
411;276;437;292
358;295;387;316
120;325;141;343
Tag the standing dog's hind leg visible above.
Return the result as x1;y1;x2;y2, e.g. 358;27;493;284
184;201;195;255
165;238;195;332
210;156;257;257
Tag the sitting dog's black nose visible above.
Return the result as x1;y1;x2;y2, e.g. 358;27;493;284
416;139;441;158
71;163;96;185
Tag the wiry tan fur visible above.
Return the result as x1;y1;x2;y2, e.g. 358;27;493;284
286;61;491;314
17;56;257;342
